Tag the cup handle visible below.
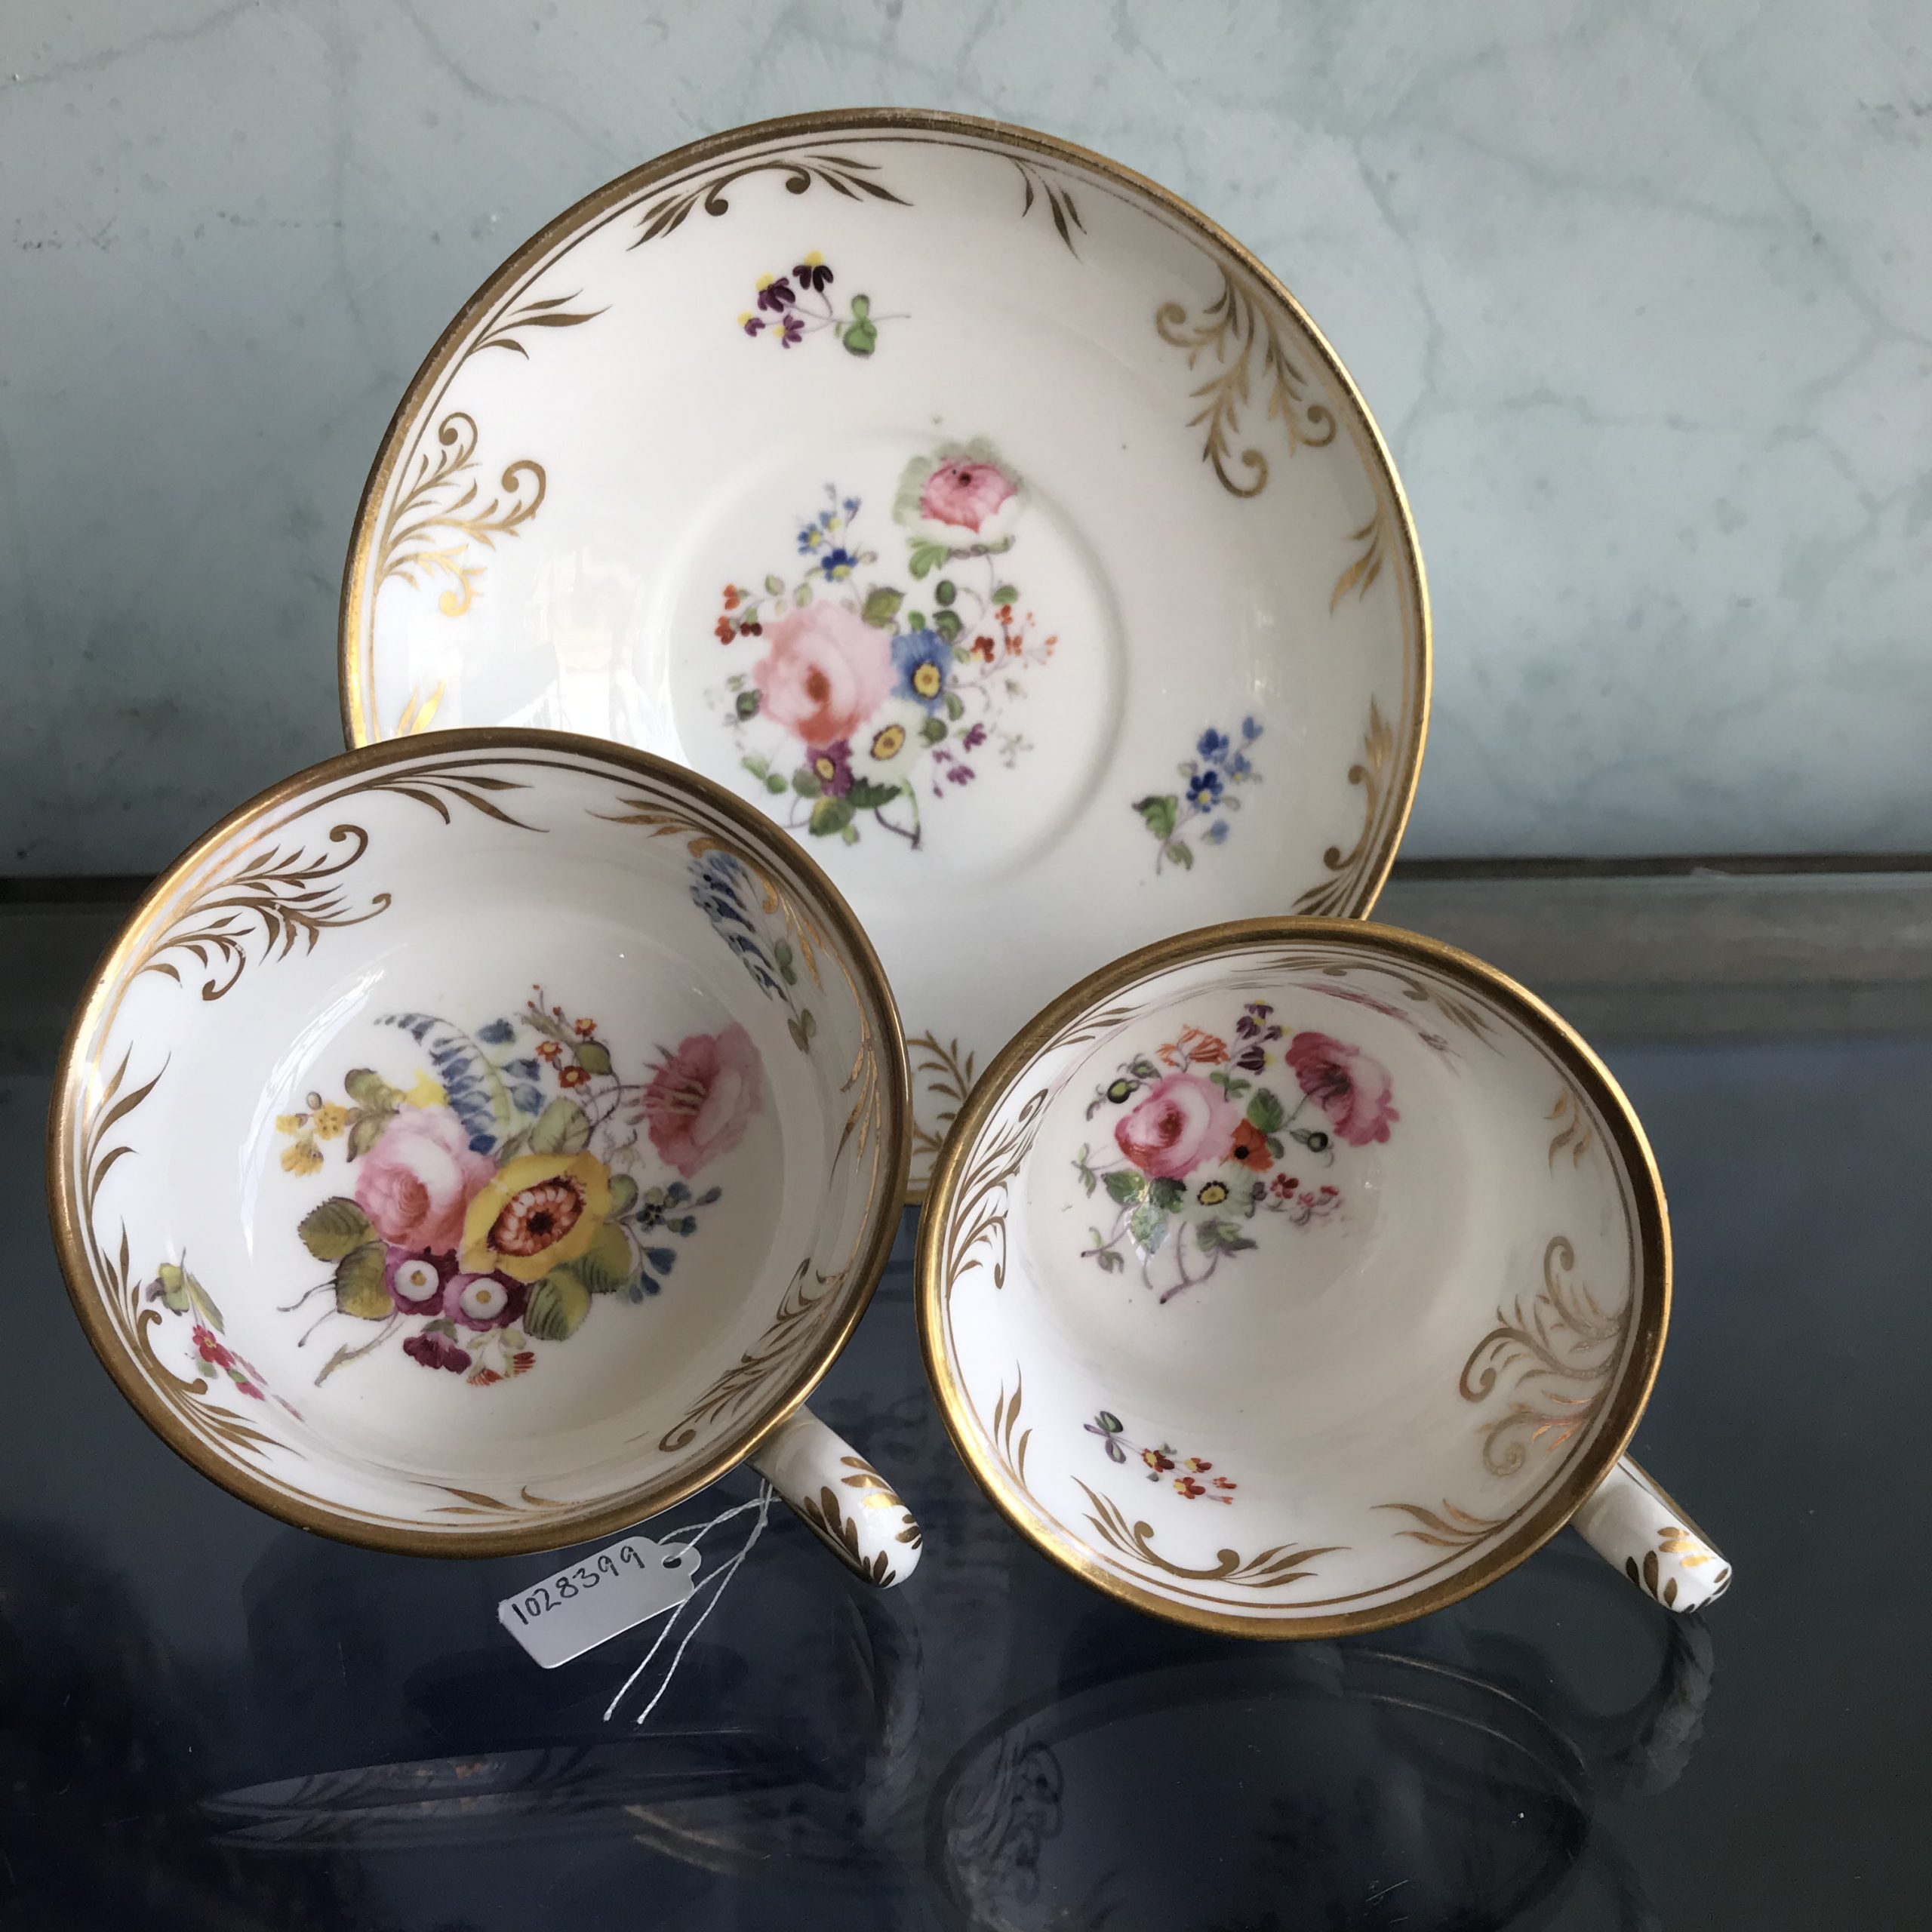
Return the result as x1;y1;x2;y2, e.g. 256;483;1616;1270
749;1404;923;1588
1572;1457;1731;1612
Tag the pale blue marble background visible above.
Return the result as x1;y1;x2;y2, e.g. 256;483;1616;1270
3;0;1927;871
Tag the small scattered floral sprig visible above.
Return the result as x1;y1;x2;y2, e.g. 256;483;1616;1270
737;252;891;355
1084;1411;1237;1503
143;1262;269;1400
1134;716;1263;873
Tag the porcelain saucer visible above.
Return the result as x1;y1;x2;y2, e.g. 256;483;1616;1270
340;111;1430;1195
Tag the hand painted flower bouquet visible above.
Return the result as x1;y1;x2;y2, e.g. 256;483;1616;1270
272;989;764;1387
709;440;1058;850
1073;1003;1399;1301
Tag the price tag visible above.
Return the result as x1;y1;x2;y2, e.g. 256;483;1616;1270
497;1537;703;1669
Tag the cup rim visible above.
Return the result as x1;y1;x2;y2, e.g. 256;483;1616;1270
915;915;1670;1637
46;725;912;1556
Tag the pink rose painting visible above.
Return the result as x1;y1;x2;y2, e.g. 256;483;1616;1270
897;440;1023;549
918;457;1015;536
642;1023;767;1179
1283;1032;1400;1147
353;1105;494;1253
1113;1073;1236;1180
751;601;894;747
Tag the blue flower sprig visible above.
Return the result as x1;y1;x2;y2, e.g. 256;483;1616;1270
1133;716;1263;873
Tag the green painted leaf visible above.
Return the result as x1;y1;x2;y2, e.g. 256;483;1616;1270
334;1242;391;1320
943;691;964;721
608;1173;639;1217
525;1269;592;1341
150;1260;222;1337
1245;1088;1286;1134
742;752;769;780
1128;1205;1169;1254
794;582;814;606
809;797;854;837
1135;795;1178;841
765;773;789;795
574;1221;634;1294
183;1273;225;1331
846;778;900;811
346;1111;387;1159
908;542;948;580
841;318;878;356
1168;840;1194;870
920;715;949;745
862;586;903;626
934;608;963;643
1103;1170;1147;1205
299;1195;373;1262
774;939;798;984
572;1039;614;1078
1195;1219;1260;1258
792;768;823;798
907;610;926;630
934;579;956;606
1096;1247;1125;1274
763;574;784;594
1149;1177;1186;1212
849;294;871;319
152;1263;192;1315
840;824;859;844
992;583;1020;605
528;1097;591;1155
788;1008;819;1052
735;689;761;720
343;1068;401;1109
1096;1411;1123;1433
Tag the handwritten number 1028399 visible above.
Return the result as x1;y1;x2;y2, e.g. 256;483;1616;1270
503;1542;657;1626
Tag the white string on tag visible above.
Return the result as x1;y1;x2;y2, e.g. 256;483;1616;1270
602;1481;775;1727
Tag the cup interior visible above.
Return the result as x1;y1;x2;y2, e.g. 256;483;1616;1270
921;923;1666;1635
54;736;904;1552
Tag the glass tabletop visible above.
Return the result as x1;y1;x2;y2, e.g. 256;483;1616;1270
5;913;1927;1929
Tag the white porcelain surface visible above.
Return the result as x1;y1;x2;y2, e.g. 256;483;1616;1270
50;732;915;1564
339;113;1426;1193
921;921;1726;1633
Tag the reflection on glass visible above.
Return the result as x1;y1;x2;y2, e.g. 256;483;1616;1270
202;1509;920;1881
930;1614;1714;1932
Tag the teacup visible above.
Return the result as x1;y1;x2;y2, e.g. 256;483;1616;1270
50;729;920;1582
918;918;1728;1633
